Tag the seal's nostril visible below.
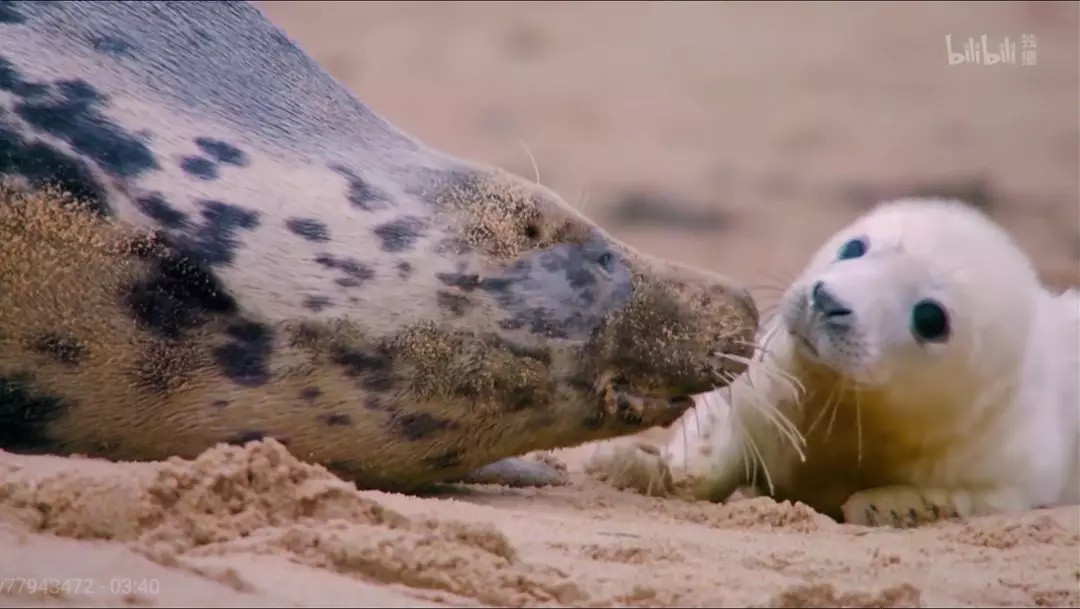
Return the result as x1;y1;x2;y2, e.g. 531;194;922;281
811;281;853;318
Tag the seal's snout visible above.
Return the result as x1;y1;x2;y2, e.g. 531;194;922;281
811;281;854;328
584;253;760;401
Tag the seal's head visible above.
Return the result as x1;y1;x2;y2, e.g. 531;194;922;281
396;162;758;448
778;198;1039;406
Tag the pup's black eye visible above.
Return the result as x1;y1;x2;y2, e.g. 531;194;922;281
911;299;950;342
596;252;615;273
837;236;868;261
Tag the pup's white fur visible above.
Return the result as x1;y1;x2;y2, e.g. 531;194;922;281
588;198;1080;526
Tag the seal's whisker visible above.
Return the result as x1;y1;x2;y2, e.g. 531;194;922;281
855;383;864;467
745;283;787;295
824;383;842;440
517;138;541;186
728;340;779;362
743;423;775;496
757;320;785;365
721;351;805;405
741;433;752;486
718;360;805;458
757;267;798;291
805;381;839;437
742;380;806;460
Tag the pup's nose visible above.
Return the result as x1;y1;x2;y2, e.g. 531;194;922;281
811;281;853;320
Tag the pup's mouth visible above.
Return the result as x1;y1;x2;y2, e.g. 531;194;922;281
790;328;819;357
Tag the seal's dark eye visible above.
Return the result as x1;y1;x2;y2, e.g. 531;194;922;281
596;252;615;274
911;299;949;342
837;237;868;261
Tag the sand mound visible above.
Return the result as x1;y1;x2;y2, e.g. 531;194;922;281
1;438;1077;608
0;440;584;607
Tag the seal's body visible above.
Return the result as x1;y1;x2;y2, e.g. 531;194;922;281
589;198;1079;526
0;1;756;489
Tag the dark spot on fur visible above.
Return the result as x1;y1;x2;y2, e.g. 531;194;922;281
299;387;321;401
126;245;237;339
14;79;158;177
135;193;188;229
337;260;371;280
213;320;273;387
0;375;68;452
523;223;540;240
211;399;229;408
90;35;132;56
478;277;513;294
365;396;395;413
303;295;332;312
285;217;330;242
436;291;473;316
499;318;524;331
435;236;472;256
397;261;413;279
0;1;26;24
331;348;393;391
319;413;352;426
394;412;454;440
424;448;464;470
314;254;374;287
0;59;47;98
373;216;426;253
30;333;85;365
181;200;260;266
481;332;552;365
507;307;569;339
0;113;109;215
436;272;480;291
330;164;390;210
194;137;248;166
180;156;218;180
226;430;265;446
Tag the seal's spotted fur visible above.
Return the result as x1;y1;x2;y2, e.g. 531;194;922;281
0;1;757;489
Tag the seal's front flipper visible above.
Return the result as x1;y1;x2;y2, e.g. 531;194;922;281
841;485;1029;528
454;456;569;487
583;437;675;497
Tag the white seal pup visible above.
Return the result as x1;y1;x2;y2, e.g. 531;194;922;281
588;197;1079;526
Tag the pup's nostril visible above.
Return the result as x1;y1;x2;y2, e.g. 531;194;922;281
811;281;853;318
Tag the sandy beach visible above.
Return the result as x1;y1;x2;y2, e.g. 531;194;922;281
2;2;1078;607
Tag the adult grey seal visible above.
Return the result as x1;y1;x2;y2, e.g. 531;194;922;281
0;0;757;490
588;198;1079;526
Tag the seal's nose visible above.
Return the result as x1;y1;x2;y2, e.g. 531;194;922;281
811;281;853;324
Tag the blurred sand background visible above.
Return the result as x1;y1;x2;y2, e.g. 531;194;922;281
2;2;1078;608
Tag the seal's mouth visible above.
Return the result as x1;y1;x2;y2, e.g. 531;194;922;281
592;370;697;429
790;328;819;357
